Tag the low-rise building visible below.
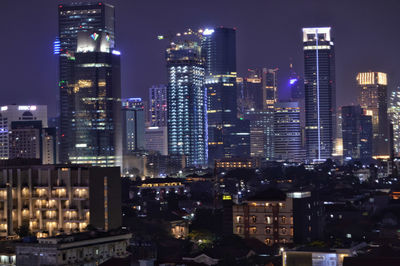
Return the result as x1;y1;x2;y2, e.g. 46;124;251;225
232;189;322;246
16;230;131;266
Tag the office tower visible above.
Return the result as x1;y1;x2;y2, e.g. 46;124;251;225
166;40;207;167
58;3;116;163
202;27;249;161
68;32;122;167
274;102;303;162
357;72;390;159
149;85;167;127
0;105;48;160
341;105;373;163
303;27;336;162
389;87;400;156
122;98;145;153
145;126;168;155
244;110;270;158
0;164;121;237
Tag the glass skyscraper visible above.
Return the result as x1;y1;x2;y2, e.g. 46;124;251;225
58;2;116;163
122;98;145;153
303;27;336;162
389;87;400;157
166;40;208;167
202;27;249;162
149;85;167;127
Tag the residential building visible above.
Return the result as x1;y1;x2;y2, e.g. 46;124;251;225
0;163;121;237
303;27;336;162
233;190;321;245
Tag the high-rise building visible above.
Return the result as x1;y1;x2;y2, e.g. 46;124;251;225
166;40;207;167
9;121;58;164
0;105;48;160
149;85;167;127
357;72;390;159
68;32;122;167
122;98;145;153
202;27;249;162
244;110;270;158
389;87;400;157
303;27;336;162
0;163;121;237
145;126;168;155
58;2;116;163
241;69;263;111
341;105;373;163
274;102;303;162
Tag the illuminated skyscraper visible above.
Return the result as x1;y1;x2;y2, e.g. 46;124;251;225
303;27;336;162
341;105;373;163
357;72;390;158
58;2;116;163
166;40;207;167
274;102;303;162
389;87;400;157
202;27;249;161
149;85;167;127
68;32;122;167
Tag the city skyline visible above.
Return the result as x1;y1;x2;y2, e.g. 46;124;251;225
1;0;399;116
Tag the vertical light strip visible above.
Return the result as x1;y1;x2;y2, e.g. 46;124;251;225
316;29;321;161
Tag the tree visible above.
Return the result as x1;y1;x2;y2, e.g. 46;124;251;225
15;223;31;238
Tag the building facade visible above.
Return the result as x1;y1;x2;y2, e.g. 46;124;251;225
303;27;336;162
145;126;168;155
274;102;303;162
357;72;390;159
58;2;116;164
0;164;121;238
166;40;207;167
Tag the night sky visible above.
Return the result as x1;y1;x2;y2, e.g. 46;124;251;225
1;0;399;116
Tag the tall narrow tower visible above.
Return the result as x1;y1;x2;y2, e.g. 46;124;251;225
166;40;208;167
303;27;336;162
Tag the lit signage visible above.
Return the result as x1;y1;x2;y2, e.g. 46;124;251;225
0;106;8;111
53;38;61;55
112;50;121;55
289;78;298;85
91;32;99;41
203;28;215;36
18;106;37;111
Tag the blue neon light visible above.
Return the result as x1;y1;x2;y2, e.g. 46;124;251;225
289;78;298;85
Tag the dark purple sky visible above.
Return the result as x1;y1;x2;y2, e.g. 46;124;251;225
1;0;399;116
